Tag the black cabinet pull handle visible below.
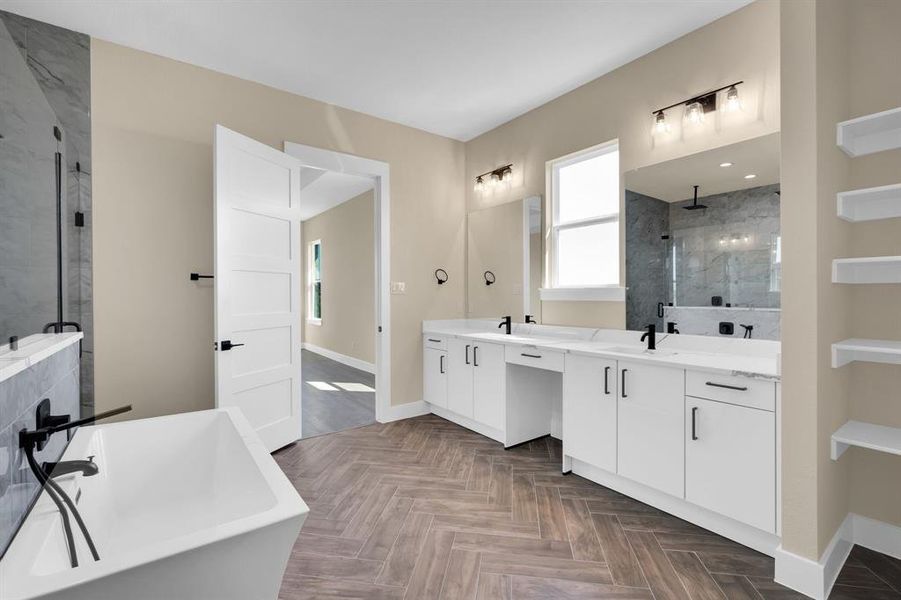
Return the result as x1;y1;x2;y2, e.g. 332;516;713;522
604;366;610;395
521;353;541;359
220;340;244;351
705;381;748;391
691;406;699;440
473;346;479;367
428;338;441;343
465;344;471;365
190;273;213;281
439;354;445;374
621;369;628;398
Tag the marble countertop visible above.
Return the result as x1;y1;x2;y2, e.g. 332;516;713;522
423;320;780;380
0;332;83;383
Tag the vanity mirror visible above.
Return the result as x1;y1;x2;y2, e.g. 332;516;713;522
625;133;781;339
467;196;541;323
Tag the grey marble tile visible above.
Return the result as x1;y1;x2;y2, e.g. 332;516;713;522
625;190;669;331
663;306;780;340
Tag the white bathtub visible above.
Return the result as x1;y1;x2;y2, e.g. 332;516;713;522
0;408;307;600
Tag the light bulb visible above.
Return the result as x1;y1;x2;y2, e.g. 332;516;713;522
685;101;703;124
474;176;484;192
491;171;501;187
501;167;513;182
654;111;668;134
724;85;741;112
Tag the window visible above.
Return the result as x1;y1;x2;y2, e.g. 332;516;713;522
308;240;322;324
547;141;621;297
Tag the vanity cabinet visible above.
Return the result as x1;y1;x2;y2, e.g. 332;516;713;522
685;396;776;533
562;354;617;472
617;361;685;498
447;338;474;417
423;347;447;408
445;337;505;429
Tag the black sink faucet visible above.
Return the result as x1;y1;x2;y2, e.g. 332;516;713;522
499;315;512;335
640;324;657;350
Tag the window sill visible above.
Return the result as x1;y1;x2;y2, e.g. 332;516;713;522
307;318;322;326
539;286;626;302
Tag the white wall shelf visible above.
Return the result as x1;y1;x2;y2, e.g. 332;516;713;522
837;183;901;222
832;338;901;368
837;106;901;157
832;256;901;284
831;420;901;460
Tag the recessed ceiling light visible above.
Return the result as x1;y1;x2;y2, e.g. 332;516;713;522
719;162;733;168
744;174;757;179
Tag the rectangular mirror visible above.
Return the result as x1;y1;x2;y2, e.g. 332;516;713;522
467;196;542;323
625;133;780;339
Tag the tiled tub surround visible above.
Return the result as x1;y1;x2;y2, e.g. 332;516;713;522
664;305;781;340
626;184;781;332
0;333;82;558
0;11;94;416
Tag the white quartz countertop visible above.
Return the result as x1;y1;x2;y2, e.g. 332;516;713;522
0;332;83;383
423;320;780;380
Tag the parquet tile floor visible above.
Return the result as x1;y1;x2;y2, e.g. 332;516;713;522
273;414;901;599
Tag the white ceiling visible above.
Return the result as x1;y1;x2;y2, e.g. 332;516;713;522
625;133;780;203
300;167;373;221
0;0;752;141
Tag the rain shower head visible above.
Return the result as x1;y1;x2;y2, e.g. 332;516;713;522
684;185;707;210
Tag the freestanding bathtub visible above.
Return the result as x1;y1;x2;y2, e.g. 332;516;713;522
0;408;307;600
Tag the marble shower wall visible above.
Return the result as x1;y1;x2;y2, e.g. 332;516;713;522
663;306;780;340
0;11;92;414
626;184;781;335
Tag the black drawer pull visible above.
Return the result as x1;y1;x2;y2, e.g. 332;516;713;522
691;406;699;440
428;338;441;343
621;369;628;398
439;354;445;374
604;366;610;395
473;346;479;367
705;381;748;391
521;353;541;359
465;344;471;365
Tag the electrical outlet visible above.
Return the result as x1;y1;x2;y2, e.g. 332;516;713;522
391;281;406;294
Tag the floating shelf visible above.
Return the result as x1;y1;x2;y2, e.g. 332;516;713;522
837;106;901;157
837;183;901;222
832;338;901;368
831;420;901;460
832;256;901;284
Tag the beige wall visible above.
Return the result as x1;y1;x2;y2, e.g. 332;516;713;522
780;0;901;561
92;40;466;420
301;190;375;364
463;0;780;328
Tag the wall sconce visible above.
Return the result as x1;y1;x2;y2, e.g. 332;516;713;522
474;164;513;192
651;80;743;132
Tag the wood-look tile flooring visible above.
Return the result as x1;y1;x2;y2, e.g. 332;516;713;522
273;414;901;599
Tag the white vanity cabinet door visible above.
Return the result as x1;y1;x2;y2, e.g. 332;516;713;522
447;338;474;418
686;397;776;533
563;354;617;472
473;342;505;430
617;361;685;498
423;347;448;408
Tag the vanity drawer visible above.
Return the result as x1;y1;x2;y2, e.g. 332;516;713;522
505;346;564;372
686;371;775;412
423;335;447;351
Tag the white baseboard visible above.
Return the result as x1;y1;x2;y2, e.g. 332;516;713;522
775;513;901;599
379;400;430;423
302;342;375;374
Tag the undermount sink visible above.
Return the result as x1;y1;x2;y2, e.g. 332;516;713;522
471;332;551;344
606;346;679;357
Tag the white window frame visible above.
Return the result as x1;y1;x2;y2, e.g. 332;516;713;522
541;139;625;302
308;238;322;325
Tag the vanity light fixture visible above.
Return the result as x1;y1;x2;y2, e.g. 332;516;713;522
651;80;744;131
474;164;513;192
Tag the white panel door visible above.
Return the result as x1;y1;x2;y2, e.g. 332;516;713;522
563;354;617;472
447;337;474;418
686;397;776;532
215;125;301;452
423;348;447;408
617;361;685;497
472;343;505;430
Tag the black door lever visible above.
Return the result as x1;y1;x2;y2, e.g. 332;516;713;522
220;340;245;351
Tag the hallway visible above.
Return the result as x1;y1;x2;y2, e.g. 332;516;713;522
302;349;376;439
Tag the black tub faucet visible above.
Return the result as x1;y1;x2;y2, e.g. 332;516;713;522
667;321;680;334
43;456;99;478
525;315;536;324
499;315;512;335
640;324;656;350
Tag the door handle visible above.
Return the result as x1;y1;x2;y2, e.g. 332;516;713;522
705;381;748;391
621;369;628;398
604;366;610;395
439;354;445;374
465;344;471;365
691;406;699;440
473;346;479;367
220;340;244;351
